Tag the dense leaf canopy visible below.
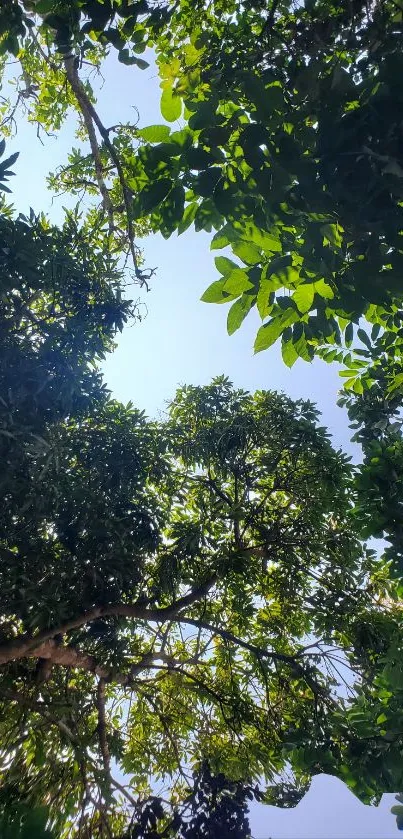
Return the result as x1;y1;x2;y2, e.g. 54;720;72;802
2;0;403;393
0;174;401;833
1;2;403;836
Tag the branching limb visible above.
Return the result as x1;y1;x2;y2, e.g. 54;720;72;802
0;574;218;665
63;54;154;287
64;56;114;232
96;678;111;788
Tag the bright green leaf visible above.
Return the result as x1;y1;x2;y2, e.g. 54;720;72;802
223;269;253;295
201;280;238;304
178;202;197;234
292;283;315;314
257;278;275;320
227;294;255;335
215;256;239;276
232;241;262;265
281;339;298;368
254;309;297;353
388;372;403;393
210;224;237;250
137;125;171;143
161;88;182;122
315;279;334;299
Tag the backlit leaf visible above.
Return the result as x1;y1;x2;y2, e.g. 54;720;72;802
223;268;253;295
292;283;315;314
201;280;238;303
161;88;182;122
232;241;262;265
215;256;239;276
227;294;254;335
137;125;171;143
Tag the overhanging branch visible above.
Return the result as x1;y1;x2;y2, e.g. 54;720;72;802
63;54;154;287
0;576;218;666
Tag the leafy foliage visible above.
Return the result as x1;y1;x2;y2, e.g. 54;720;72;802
1;1;403;385
333;375;403;826
0;153;400;831
1;4;403;834
119;763;254;839
0;804;56;839
340;373;403;576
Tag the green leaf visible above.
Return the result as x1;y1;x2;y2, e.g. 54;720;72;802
186;147;216;169
33;0;55;11
188;101;218;130
322;223;343;248
170;128;194;149
134;57;150;70
213;182;236;215
160;184;185;237
227;294;255;335
1;151;19;170
257;278;274;320
137;125;171;143
265;82;284;112
161;88;182;122
244;76;284;117
345;322;354;347
254;309;297;353
292;283;315;314
357;328;372;350
178;202;197;234
265;254;292;276
255;319;283;352
371;323;382;341
388;372;403;394
232;241;262;265
293;324;313;361
223;269;253;295
215;256;239;276
201;280;238;304
196;168;222;197
257;233;282;253
194;199;221;232
105;27;126;50
236;223;282;253
343;377;359;390
210;224;237;250
118;48;141;65
138;178;173;214
315;279;334;299
281;338;298;368
239;122;268;150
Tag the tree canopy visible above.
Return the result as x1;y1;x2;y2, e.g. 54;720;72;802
0;165;402;832
2;0;403;395
1;1;403;836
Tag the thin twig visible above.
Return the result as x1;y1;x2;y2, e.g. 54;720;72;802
96;678;111;786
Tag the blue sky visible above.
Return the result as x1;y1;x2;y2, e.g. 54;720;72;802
3;49;399;838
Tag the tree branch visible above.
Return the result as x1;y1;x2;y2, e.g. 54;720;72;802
0;685;80;744
96;678;111;787
0;575;217;666
63;55;154;287
176;617;296;663
64;56;114;231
